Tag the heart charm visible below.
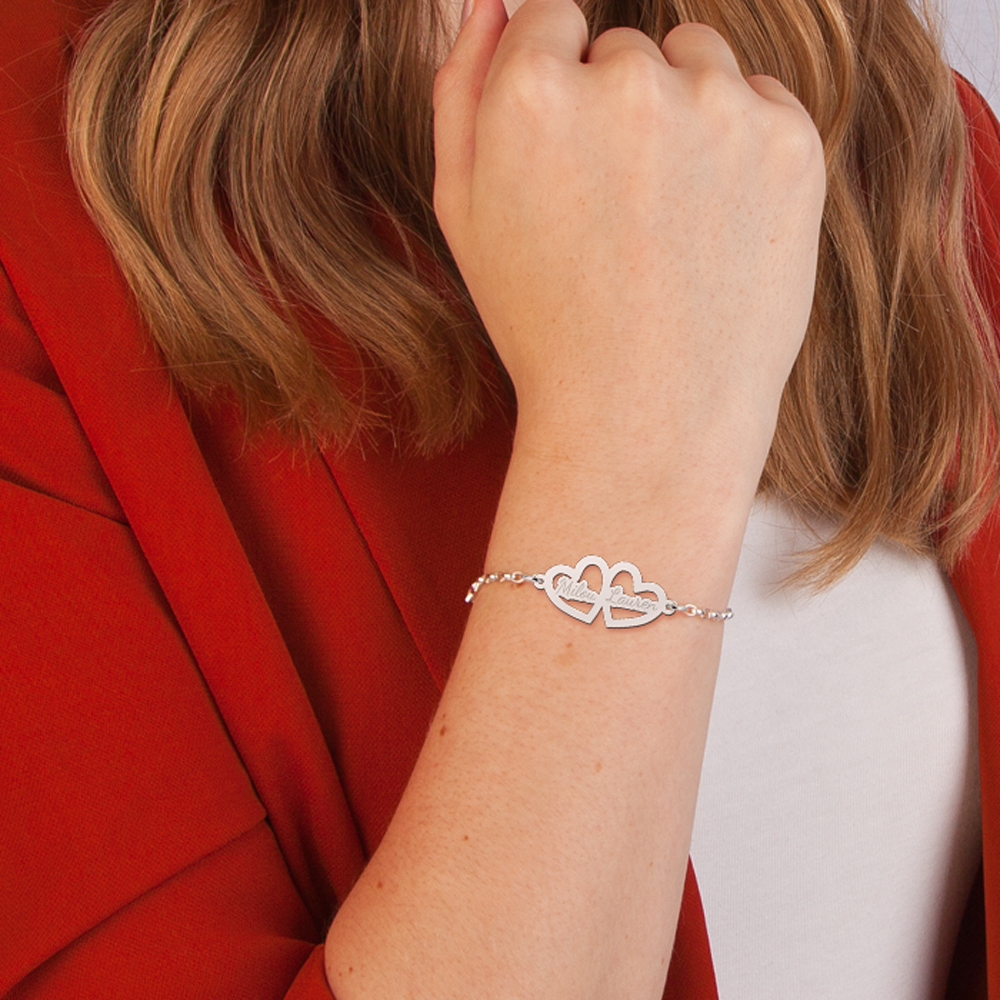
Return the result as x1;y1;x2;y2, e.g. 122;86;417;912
542;556;609;625
601;561;667;628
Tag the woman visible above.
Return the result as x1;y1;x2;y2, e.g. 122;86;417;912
1;0;998;996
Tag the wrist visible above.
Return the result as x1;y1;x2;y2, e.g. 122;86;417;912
484;427;758;615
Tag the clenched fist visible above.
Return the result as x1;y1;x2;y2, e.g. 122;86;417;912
434;0;825;491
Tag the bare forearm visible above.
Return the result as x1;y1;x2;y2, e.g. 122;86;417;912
324;0;824;988
324;430;753;999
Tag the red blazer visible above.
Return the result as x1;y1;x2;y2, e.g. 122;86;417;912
1;1;999;996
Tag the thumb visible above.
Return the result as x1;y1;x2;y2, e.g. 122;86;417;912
433;0;508;231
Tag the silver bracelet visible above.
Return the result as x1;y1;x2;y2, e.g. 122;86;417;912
465;555;732;628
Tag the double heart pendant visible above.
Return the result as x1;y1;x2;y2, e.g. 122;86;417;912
537;555;678;629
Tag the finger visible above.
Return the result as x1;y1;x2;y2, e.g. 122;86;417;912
433;0;509;226
491;0;589;70
585;25;668;65
660;22;742;77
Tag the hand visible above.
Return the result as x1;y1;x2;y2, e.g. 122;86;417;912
434;0;826;484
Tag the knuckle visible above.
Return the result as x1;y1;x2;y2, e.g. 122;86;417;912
664;21;727;52
677;69;749;142
771;109;825;172
756;112;826;204
671;21;724;42
689;66;740;112
603;47;668;112
593;24;650;49
497;48;566;114
552;0;589;37
529;0;589;39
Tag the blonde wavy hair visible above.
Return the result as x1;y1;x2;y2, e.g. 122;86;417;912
67;0;1000;583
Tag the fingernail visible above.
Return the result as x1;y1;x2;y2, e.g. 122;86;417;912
461;0;475;27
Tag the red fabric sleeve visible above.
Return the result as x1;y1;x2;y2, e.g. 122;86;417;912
952;73;1000;1000
0;269;333;998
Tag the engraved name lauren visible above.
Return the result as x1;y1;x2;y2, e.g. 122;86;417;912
607;584;658;613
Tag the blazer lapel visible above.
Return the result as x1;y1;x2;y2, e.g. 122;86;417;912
0;0;365;922
325;412;512;693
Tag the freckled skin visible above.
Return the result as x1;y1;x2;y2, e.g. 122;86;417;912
556;641;576;667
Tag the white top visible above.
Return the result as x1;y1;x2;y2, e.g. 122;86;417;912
688;498;981;1000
